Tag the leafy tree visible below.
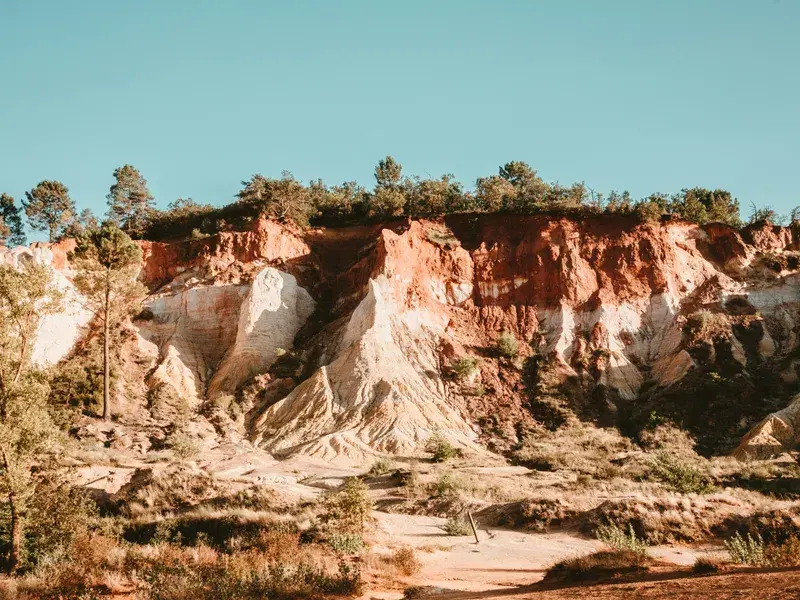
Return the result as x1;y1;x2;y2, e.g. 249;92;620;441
237;171;313;226
165;197;212;218
475;174;516;212
62;208;99;239
0;261;62;572
106;165;155;238
499;161;550;212
0;195;26;247
22;181;75;242
670;188;741;226
69;224;145;420
546;181;588;209
604;190;634;214
635;200;664;222
405;175;466;217
311;180;366;224
369;187;406;218
476;161;551;214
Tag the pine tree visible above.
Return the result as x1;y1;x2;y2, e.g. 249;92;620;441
0;194;26;247
22;181;75;242
69;224;146;420
106;165;155;238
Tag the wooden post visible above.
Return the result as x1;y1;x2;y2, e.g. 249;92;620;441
467;510;479;544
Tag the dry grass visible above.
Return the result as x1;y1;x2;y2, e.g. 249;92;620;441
7;531;362;600
391;547;421;576
544;550;649;583
513;423;636;477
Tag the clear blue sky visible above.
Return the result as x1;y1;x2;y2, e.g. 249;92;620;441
1;0;798;237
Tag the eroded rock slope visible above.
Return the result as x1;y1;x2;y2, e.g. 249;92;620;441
9;214;800;463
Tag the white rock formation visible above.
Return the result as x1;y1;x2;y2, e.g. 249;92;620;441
138;267;313;406
209;268;315;398
0;244;92;366
250;275;478;464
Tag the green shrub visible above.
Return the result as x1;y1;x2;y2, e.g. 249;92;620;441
327;532;366;556
765;534;800;567
725;532;766;566
368;458;394;477
320;478;373;534
442;515;471;536
646;451;713;494
165;427;199;460
433;472;464;498
425;432;458;463
496;330;519;358
725;532;800;567
595;523;648;555
451;356;479;380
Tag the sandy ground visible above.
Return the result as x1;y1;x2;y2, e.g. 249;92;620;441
71;442;795;600
429;568;800;600
364;513;725;599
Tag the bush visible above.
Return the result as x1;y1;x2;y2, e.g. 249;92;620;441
433;473;464;499
442;515;471;536
165;427;200;460
392;547;421;576
327;533;366;556
765;535;800;567
496;331;518;358
545;550;649;583
646;452;713;494
319;478;373;534
425;432;458;463
725;532;800;567
367;458;394;477
138;550;362;600
595;523;648;555
451;356;479;380
17;476;99;570
692;557;721;574
725;532;766;566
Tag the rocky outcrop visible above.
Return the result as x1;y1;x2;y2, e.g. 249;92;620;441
0;241;92;366
209;268;315;398
138;268;314;408
12;213;800;462
734;394;800;459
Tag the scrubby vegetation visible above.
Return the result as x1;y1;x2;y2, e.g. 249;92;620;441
495;330;519;358
545;550;649;583
646;452;714;494
5;157;795;249
595;523;649;555
425;432;459;463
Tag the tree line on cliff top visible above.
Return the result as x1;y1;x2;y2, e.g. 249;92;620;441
0;157;793;246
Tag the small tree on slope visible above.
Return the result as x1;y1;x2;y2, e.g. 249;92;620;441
69;223;146;420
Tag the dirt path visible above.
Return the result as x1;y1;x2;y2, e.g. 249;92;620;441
366;513;724;599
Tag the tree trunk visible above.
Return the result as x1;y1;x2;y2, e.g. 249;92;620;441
103;313;110;420
8;492;20;574
103;276;111;420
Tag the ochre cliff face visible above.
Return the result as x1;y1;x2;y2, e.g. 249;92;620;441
9;214;800;463
137;218;312;290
